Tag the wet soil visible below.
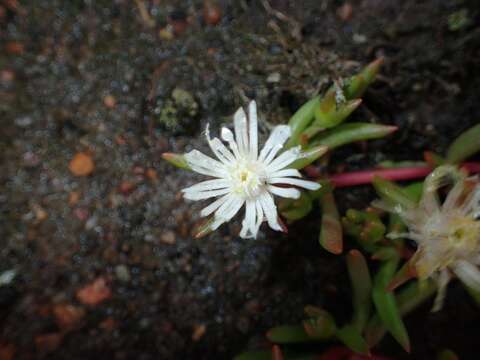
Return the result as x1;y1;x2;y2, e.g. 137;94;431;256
1;0;480;359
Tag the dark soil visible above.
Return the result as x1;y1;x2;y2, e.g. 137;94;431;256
1;0;480;359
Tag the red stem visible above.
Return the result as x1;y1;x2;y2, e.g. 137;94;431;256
327;162;480;188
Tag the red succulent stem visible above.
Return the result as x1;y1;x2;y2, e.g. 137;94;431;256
326;162;480;188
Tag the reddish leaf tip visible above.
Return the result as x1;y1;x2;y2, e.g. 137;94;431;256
385;125;398;134
348;249;362;258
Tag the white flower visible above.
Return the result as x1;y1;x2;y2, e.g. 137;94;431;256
182;101;322;239
387;165;480;310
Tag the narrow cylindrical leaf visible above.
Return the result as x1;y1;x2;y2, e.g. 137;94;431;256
286;96;321;148
194;218;216;239
367;280;435;348
291;145;329;169
437;349;460;360
311;123;397;150
347;250;372;332
309;180;334;200
162;152;191;169
335;324;370;355
423;151;445;167
372;258;411;352
303;308;337;340
372;176;417;209
279;192;313;222
319;192;343;254
312;97;362;130
266;325;312;344
344;57;384;99
386;260;417;291
446;123;480;164
371;247;399;261
272;345;284;360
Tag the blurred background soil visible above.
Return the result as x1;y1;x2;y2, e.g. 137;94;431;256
1;0;480;359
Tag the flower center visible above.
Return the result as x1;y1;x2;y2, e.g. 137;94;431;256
230;162;265;199
447;217;480;253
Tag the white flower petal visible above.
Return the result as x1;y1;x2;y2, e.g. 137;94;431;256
259;192;282;231
214;194;244;224
183;187;231;201
442;179;464;212
248;101;258;159
185;150;226;177
265;146;301;173
240;200;257;238
258;125;291;162
234;107;249;155
255;200;264;235
182;179;230;193
461;185;480;216
262;144;284;165
269;177;320;190
268;185;301;199
270;169;302;178
453;260;480;291
206;125;236;164
200;194;231;217
221;127;241;159
432;269;451;312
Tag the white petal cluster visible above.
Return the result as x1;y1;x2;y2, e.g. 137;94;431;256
390;165;480;310
182;101;320;239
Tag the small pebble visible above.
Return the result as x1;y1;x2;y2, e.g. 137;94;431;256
103;95;116;108
68;191;80;206
115;265;131;282
5;41;24;55
14;116;32;127
337;3;353;21
69;152;94;177
1;69;15;83
267;72;281;83
76;277;111;306
203;1;221;26
53;304;85;330
118;181;136;195
191;324;206;341
0;270;16;286
160;230;176;245
73;207;89;221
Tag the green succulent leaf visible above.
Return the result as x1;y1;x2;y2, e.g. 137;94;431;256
372;257;411;352
291;145;328;169
372;176;417;209
446;123;480;164
279;192;313;222
266;325;312;344
302;308;337;340
286;96;321;148
311;123;397;150
319;192;343;254
342;209;386;251
161;152;191;170
367;279;436;348
347;250;372;332
312;93;362;129
437;349;460;360
335;324;370;355
344;57;384;99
